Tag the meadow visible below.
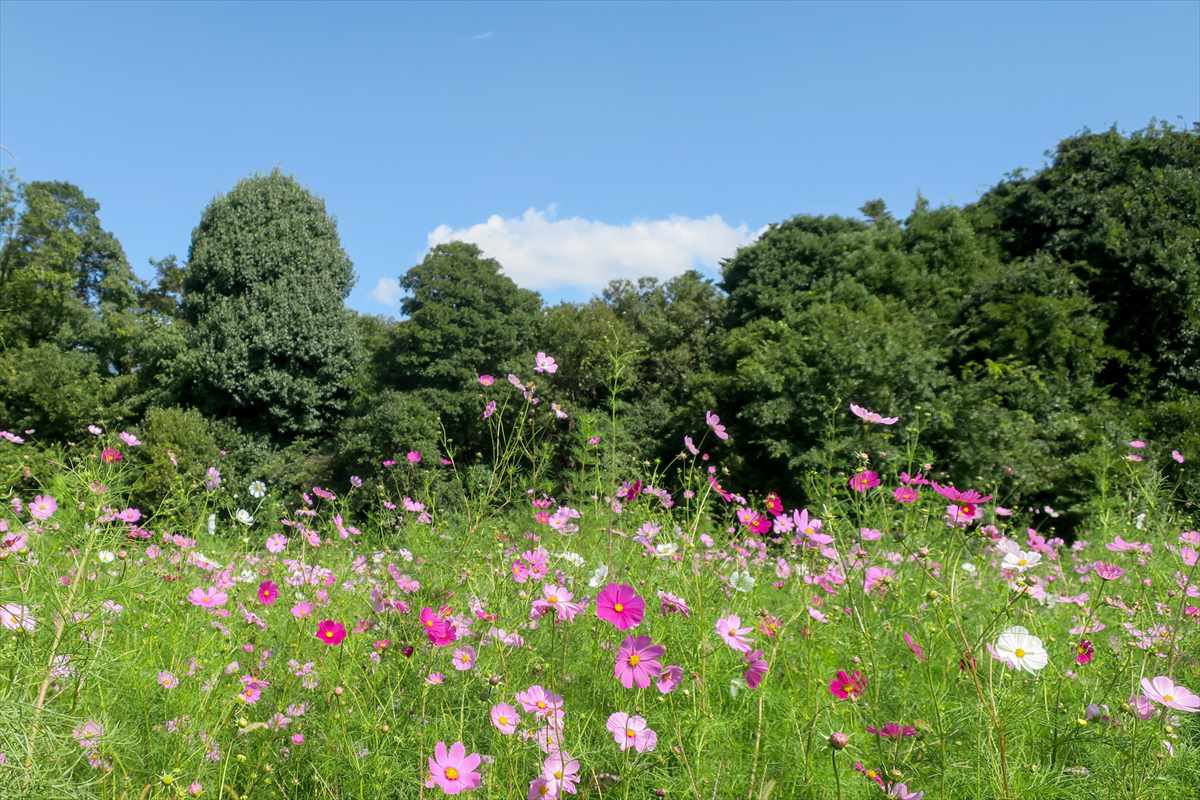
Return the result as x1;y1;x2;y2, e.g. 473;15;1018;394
1;360;1197;800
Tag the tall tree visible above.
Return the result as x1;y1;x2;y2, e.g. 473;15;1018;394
180;170;359;439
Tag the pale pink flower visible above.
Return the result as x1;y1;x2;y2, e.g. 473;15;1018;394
1140;676;1200;713
606;712;657;752
715;614;753;653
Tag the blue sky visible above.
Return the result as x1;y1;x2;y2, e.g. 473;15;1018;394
2;1;1197;313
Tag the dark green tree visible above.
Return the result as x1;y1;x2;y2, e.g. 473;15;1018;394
180;170;360;439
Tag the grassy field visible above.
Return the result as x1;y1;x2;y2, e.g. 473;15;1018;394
0;405;1197;800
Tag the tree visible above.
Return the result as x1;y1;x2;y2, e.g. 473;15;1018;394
180;170;359;439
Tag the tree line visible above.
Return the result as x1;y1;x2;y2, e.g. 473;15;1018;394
1;122;1197;526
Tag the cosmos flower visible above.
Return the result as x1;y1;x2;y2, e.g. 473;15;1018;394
257;581;279;606
606;712;657;752
426;741;482;795
614;635;665;689
28;495;58;521
187;586;228;609
534;352;558;374
849;403;899;425
743;650;768;689
705;410;729;441
715;614;754;653
993;626;1048;673
490;703;519;734
849;471;880;493
315;619;347;646
595;584;644;630
829;670;867;701
1140;676;1200;713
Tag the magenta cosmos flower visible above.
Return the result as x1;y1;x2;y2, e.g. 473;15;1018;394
607;712;657;752
315;619;347;646
614;635;665;689
478;374;495;386
849;471;880;493
421;607;458;646
830;670;867;701
743;650;768;689
426;740;482;795
257;580;279;606
595;583;644;630
715;614;753;653
892;485;919;504
1140;676;1200;713
516;684;563;718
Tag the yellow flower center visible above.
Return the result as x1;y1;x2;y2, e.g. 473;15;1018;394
445;767;459;780
613;603;624;613
554;769;563;779
1014;648;1025;658
498;715;509;725
625;729;636;738
1017;559;1028;566
866;770;878;780
629;654;641;666
1163;694;1175;703
548;595;558;604
536;700;547;709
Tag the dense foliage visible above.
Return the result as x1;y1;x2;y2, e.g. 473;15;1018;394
1;123;1197;521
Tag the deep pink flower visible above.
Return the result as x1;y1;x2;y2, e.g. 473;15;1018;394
407;450;422;464
101;447;122;463
1075;640;1094;665
743;649;768;689
478;374;495;386
257;581;278;606
903;632;926;663
315;619;347;646
849;471;880;493
829;670;867;701
595;583;644;630
614;635;664;689
420;607;457;646
892;486;919;504
426;740;482;795
656;664;684;694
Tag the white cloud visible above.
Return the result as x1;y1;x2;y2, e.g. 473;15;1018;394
371;276;404;308
426;207;761;292
471;31;493;40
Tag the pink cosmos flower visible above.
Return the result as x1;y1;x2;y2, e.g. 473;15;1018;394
1128;694;1155;720
315;619;347;646
516;684;563;718
158;671;179;689
407;450;422;464
291;601;313;619
849;471;880;493
265;533;288;553
531;584;585;623
829;670;867;701
426;740;482;795
887;782;925;800
478;374;495;386
541;752;580;795
490;703;519;734
452;646;477;671
744;650;768;689
892;486;919;504
118;431;141;446
657;590;690;617
482;400;497;420
534;352;558;374
606;712;657;753
257;580;279;606
903;632;926;663
849;403;899;425
29;495;58;521
187;586;228;609
705;410;729;441
595;583;644;630
1075;640;1094;665
1172;449;1185;464
863;566;894;594
657;664;684;694
1093;561;1124;581
614;635;665;689
1129;439;1147;449
1140;676;1200;713
101;447;122;463
715;614;754;653
72;720;104;750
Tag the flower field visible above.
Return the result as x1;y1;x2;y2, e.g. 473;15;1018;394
1;382;1198;800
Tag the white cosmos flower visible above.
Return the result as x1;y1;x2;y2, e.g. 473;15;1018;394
207;514;217;536
235;509;254;526
97;550;115;563
248;480;267;499
729;570;755;593
558;551;585;568
1001;549;1041;572
587;563;610;588
993;625;1048;673
654;542;678;558
961;562;978;575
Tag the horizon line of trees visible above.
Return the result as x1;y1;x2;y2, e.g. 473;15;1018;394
1;120;1198;529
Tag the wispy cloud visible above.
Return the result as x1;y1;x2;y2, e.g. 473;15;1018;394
427;207;763;293
471;31;494;40
370;276;404;309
